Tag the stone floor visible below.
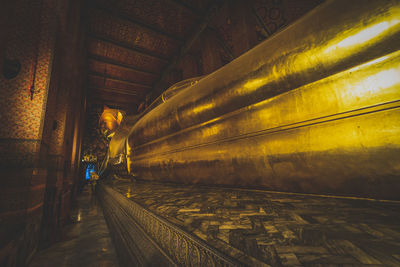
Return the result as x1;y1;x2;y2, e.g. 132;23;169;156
107;178;400;266
29;186;119;267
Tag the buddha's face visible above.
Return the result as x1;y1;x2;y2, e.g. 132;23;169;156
99;108;121;137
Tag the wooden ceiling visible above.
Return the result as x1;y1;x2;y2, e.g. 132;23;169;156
86;0;214;113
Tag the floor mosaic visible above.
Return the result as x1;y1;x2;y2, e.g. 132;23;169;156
108;177;400;266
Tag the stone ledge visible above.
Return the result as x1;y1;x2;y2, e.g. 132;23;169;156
98;183;241;266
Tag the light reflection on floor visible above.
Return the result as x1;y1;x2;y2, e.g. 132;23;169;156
29;186;119;267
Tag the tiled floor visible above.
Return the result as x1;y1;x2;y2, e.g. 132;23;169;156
108;178;400;266
29;186;119;267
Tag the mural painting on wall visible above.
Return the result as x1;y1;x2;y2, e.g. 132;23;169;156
211;26;234;66
254;0;324;40
216;20;234;57
254;0;287;40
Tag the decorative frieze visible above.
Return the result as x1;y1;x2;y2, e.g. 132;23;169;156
98;184;240;266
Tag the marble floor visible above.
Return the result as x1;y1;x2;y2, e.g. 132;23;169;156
29;186;119;267
107;178;400;266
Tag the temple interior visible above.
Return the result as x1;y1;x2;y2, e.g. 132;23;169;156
1;0;400;266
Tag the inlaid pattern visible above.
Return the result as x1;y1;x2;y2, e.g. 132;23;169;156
99;184;241;266
107;178;400;266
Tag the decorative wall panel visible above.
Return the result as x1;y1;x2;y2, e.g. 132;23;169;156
0;0;57;140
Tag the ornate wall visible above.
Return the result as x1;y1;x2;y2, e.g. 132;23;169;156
0;0;87;265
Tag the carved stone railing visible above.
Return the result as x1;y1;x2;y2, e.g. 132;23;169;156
98;183;241;266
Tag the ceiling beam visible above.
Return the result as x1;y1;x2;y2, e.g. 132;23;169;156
91;98;139;111
89;72;152;89
87;33;169;62
168;0;202;16
91;95;140;104
151;0;226;97
90;86;143;97
88;54;159;76
92;6;183;43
